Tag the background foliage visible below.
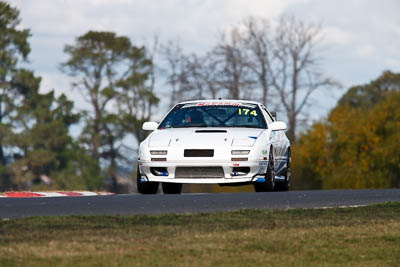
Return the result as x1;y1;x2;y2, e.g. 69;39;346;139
293;71;400;189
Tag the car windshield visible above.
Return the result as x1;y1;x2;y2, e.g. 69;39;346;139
158;102;267;129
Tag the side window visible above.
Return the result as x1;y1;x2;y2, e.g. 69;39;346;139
262;107;273;125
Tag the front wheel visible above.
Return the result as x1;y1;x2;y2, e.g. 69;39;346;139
162;183;183;194
137;167;159;194
254;149;275;192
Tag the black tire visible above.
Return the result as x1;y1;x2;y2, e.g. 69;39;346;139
137;167;159;194
162;182;183;194
275;150;291;191
254;149;275;192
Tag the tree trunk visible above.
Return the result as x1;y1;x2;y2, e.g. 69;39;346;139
0;100;5;165
287;112;296;143
261;73;268;105
92;109;101;161
0;145;5;166
233;67;240;99
110;162;118;193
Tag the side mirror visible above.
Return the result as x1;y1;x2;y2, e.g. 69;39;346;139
142;122;158;131
270;121;287;131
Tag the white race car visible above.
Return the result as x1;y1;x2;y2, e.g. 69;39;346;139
137;100;291;194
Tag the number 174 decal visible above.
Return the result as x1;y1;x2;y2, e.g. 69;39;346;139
238;108;257;116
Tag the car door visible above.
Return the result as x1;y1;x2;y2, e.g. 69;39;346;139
261;106;280;162
262;106;287;175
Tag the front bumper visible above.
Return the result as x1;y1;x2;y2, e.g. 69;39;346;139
138;160;268;184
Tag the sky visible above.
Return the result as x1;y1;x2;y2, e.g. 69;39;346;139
8;0;400;123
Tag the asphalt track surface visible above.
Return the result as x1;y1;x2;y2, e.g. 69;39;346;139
1;189;400;219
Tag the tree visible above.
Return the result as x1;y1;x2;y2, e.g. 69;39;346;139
291;121;327;189
61;31;155;192
292;71;400;190
196;53;223;99
0;2;85;191
212;27;254;100
338;70;400;108
161;40;193;106
116;38;159;144
161;40;224;104
61;31;132;161
4;70;81;190
242;16;274;106
117;88;159;143
0;1;31;166
270;15;338;142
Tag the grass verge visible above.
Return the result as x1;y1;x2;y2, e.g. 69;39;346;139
1;202;400;266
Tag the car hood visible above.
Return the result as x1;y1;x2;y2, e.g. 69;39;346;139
148;128;265;148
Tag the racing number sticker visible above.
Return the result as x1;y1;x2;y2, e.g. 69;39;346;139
238;108;257;116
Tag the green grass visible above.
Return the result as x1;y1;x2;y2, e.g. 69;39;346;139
1;203;400;266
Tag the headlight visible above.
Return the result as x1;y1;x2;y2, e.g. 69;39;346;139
231;150;250;155
150;150;168;155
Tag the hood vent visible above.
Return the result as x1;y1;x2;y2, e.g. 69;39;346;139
195;130;227;133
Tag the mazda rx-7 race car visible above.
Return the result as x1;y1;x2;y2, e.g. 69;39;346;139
137;100;291;194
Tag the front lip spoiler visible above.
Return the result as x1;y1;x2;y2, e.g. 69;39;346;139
146;177;254;184
145;174;266;184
